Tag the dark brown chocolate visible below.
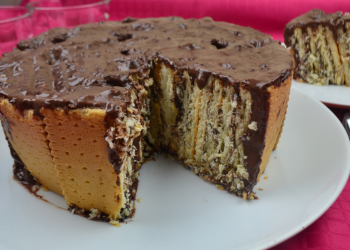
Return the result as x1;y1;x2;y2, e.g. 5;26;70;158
284;9;349;47
0;17;293;194
68;204;111;222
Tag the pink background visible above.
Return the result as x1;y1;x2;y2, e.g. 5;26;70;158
109;0;350;43
18;0;350;249
21;0;350;42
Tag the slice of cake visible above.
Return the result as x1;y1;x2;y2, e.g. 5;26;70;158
284;9;350;86
0;17;293;223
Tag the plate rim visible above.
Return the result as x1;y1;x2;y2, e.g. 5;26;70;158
292;79;350;109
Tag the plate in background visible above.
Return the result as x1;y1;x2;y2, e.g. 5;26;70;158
293;79;350;109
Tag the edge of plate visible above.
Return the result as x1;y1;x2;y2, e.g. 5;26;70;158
292;80;350;109
260;86;350;250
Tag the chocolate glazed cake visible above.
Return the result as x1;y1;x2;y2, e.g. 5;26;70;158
0;17;293;224
284;9;350;86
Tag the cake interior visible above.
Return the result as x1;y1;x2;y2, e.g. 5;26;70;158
126;60;258;209
289;25;343;85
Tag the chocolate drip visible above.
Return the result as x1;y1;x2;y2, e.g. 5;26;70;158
241;71;291;190
107;146;123;175
13;158;39;187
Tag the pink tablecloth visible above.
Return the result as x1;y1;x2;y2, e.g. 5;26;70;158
20;0;350;248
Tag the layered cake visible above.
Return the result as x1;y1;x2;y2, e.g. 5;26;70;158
284;9;350;86
0;17;293;223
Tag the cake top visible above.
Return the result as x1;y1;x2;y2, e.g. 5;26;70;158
284;9;350;43
285;9;342;28
0;17;293;118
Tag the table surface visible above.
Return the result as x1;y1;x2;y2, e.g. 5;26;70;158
14;0;350;248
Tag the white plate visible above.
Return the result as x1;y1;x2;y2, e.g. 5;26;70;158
0;86;349;250
293;79;350;108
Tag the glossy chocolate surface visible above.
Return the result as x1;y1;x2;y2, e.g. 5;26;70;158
0;17;292;116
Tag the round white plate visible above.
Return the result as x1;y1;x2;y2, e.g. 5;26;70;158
293;79;350;109
0;86;349;250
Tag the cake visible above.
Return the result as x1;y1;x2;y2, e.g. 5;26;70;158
0;17;293;223
284;9;350;86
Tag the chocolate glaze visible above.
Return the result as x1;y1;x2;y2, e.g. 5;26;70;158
284;9;350;47
284;9;342;45
0;17;293;194
107;144;124;175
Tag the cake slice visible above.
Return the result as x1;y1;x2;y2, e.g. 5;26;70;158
284;9;350;86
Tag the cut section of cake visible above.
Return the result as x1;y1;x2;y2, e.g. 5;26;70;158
0;17;293;222
284;9;350;86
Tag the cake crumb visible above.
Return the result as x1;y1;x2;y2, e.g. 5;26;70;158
89;208;100;220
243;192;247;200
216;185;225;191
258;188;263;191
42;186;49;191
248;121;258;131
109;220;121;227
264;176;268;179
231;100;237;108
248;192;255;199
127;107;133;113
136;198;143;203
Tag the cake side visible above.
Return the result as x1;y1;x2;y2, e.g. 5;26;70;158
42;108;127;219
257;75;292;179
0;98;63;196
